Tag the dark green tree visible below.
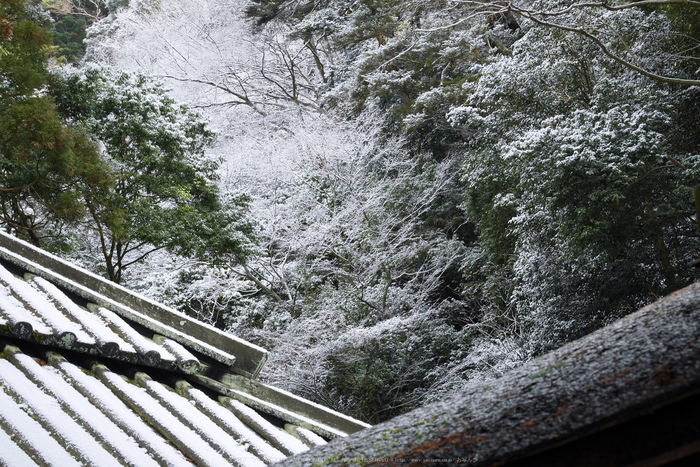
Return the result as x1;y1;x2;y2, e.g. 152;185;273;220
0;0;110;247
50;66;257;283
52;14;87;63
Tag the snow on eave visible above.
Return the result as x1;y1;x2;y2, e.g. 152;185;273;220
193;373;366;441
0;231;267;378
219;372;372;433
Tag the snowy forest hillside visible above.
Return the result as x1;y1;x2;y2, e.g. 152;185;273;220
3;0;700;424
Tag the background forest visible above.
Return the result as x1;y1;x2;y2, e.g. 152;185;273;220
2;0;700;424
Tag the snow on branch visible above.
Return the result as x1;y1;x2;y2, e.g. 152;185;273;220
418;0;700;86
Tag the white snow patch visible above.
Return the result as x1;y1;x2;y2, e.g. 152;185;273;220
0;417;42;467
228;388;351;438
160;337;199;366
0;284;52;334
0;242;247;365
0;386;77;466
0;360;122;466
95;306;166;357
254;381;370;428
12;353;160;467
225;398;310;455
100;370;233;466
294;426;327;446
0;266;93;343
57;360;192;467
31;277;128;350
144;379;266;467
186;387;286;464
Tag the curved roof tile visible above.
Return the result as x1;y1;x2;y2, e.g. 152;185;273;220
0;231;370;466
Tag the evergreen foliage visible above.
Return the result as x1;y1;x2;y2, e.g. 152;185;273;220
52;14;87;63
48;66;257;283
239;0;700;419
0;0;110;248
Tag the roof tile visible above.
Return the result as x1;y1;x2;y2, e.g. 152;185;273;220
0;231;369;466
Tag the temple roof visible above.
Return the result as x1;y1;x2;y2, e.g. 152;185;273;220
0;231;370;466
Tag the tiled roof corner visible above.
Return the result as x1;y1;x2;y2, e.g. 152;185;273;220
0;231;266;378
0;231;370;465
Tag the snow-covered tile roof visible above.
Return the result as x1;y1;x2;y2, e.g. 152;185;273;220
0;232;370;466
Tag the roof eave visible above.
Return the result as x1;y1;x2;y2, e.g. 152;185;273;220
0;231;267;379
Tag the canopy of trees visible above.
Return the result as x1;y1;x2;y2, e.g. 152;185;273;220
49;66;257;283
1;0;256;284
11;0;700;423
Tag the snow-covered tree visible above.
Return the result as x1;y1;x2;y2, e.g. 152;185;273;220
74;0;700;423
450;3;700;349
0;0;110;247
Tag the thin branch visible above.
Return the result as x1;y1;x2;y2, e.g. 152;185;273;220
511;6;700;86
415;8;507;33
242;263;284;302
158;75;268;115
418;1;700;86
453;0;700;16
120;244;169;269
375;40;420;71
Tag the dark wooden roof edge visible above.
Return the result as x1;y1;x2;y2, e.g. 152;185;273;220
275;281;700;466
0;231;267;379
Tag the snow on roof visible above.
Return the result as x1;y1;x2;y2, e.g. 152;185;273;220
0;231;260;375
0;232;369;466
